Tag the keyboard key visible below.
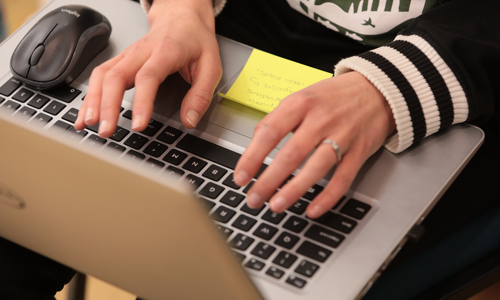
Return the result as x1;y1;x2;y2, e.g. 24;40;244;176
340;199;372;220
266;266;285;279
326;214;357;234
202;164;227;181
12;88;34;103
245;258;265;271
216;225;233;238
294;260;319;278
232;214;257;232
302;184;324;201
176;134;241;169
220;191;245;207
0;97;4;104
163;149;188;165
211;206;236;223
182;157;207;173
43;100;66;115
241;203;265;216
199;182;224;199
242;180;255;194
43;86;81;103
0;77;22;96
283;216;309;233
222;173;241;190
66;127;88;141
1;100;20;113
199;198;216;211
305;225;344;248
286;275;307;289
106;142;126;155
86;123;99;133
125;150;146;162
253;223;278;240
233;251;246;262
262;209;287;224
141;119;164;137
183;174;205;190
30;113;52;126
251;242;276;259
85;134;107;148
62;108;79;123
143;141;168;157
28;94;50;109
296;241;332;263
111;126;130;142
164;165;184;177
124;133;149;149
122;110;133;119
309;210;334;225
157;126;183;144
287;200;309;215
145;158;165;171
273;251;297;269
274;232;300;249
230;233;254;251
50;120;70;131
14;106;36;120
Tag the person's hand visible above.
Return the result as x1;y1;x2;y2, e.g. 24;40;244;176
74;0;222;136
233;72;396;219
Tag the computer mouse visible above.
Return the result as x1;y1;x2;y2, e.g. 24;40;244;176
10;5;112;90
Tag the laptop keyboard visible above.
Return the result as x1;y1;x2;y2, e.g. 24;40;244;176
0;77;373;290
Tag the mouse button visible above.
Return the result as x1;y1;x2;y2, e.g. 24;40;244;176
27;40;72;82
29;45;45;66
10;22;56;78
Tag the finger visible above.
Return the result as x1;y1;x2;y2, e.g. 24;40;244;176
268;143;339;213
75;55;124;130
98;48;152;137
306;152;365;219
244;124;323;208
179;51;222;129
233;96;307;187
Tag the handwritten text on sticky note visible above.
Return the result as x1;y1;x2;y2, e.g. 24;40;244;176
219;49;332;113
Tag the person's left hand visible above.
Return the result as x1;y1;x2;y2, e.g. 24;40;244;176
233;71;396;219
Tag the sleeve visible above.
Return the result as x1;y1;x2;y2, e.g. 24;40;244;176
334;0;500;153
139;0;227;16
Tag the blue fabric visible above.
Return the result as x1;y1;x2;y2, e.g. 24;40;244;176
363;200;500;300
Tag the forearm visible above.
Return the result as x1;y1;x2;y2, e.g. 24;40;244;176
336;0;500;153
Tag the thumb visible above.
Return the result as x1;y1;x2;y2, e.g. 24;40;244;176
180;53;222;128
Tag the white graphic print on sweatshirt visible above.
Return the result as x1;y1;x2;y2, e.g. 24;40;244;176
286;0;438;46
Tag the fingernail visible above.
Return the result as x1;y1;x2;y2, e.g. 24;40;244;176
234;170;249;186
186;110;200;128
247;193;261;208
98;120;109;136
132;115;143;131
309;205;323;219
271;196;287;212
84;108;93;124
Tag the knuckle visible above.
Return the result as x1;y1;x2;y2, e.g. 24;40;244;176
191;89;212;109
104;68;126;83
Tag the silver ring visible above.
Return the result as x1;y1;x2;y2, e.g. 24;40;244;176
322;139;342;162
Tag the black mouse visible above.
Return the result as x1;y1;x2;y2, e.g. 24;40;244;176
10;5;112;90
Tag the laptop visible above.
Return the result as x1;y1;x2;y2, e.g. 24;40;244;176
0;0;484;299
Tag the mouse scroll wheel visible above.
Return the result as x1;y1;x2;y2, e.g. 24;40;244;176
29;45;45;66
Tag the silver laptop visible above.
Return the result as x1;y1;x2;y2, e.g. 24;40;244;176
0;0;484;299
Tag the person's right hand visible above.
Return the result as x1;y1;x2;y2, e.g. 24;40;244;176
74;0;222;137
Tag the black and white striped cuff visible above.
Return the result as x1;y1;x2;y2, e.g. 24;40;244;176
335;34;468;153
140;0;227;16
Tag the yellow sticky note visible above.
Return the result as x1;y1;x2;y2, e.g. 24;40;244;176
219;49;333;113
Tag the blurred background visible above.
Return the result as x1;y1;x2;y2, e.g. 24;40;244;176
0;0;499;299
